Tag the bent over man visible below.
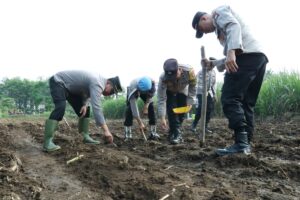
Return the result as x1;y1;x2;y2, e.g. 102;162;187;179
157;58;196;144
124;76;159;140
44;70;122;152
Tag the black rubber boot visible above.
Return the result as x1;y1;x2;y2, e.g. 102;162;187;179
170;128;183;145
248;132;253;143
148;125;160;140
215;132;251;156
205;124;212;134
190;123;197;133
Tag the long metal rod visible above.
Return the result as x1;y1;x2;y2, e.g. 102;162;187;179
199;46;208;145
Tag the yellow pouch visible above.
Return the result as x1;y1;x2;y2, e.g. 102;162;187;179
172;105;192;114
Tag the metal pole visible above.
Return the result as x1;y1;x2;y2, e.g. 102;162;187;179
199;46;208;146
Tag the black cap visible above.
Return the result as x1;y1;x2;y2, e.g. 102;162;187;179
163;58;178;81
192;11;207;38
108;76;122;94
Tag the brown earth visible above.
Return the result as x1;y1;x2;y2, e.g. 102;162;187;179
0;117;299;200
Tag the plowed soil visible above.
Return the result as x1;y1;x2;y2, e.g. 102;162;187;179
0;117;299;200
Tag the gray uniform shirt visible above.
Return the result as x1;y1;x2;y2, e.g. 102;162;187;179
196;69;216;98
127;77;155;118
157;64;196;118
212;5;263;71
53;70;107;126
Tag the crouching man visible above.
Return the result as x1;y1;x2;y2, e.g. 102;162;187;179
157;58;196;144
123;76;159;140
43;70;122;152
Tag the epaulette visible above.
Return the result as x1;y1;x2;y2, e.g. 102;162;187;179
189;68;197;85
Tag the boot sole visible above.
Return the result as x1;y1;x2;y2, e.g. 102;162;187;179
83;141;100;145
43;146;61;152
216;149;251;156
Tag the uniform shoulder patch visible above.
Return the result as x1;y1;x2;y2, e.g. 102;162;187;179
212;12;219;20
189;68;197;85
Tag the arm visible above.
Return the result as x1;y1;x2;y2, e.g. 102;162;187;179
99;124;113;144
212;58;226;72
90;85;113;143
157;74;168;130
214;6;242;72
187;69;197;105
129;96;145;130
143;80;156;115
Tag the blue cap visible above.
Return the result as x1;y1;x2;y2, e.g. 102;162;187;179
137;77;152;92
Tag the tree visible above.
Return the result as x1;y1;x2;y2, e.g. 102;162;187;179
0;97;15;114
0;77;52;114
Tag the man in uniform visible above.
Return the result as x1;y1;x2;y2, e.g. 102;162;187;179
43;70;122;152
192;5;268;155
124;76;159;140
157;58;196;144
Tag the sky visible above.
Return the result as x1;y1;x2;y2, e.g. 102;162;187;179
0;0;299;86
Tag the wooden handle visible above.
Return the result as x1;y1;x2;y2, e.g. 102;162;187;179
201;46;206;59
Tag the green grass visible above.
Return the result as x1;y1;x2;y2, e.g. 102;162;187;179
1;71;299;119
256;71;300;117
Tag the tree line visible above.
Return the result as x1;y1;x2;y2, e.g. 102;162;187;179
0;77;52;115
1;71;299;119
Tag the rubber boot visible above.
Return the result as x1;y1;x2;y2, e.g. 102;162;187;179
78;118;100;144
205;124;213;134
190;123;197;133
248;132;253;143
124;126;132;140
170;128;183;145
148;125;160;140
43;119;61;152
215;132;251;156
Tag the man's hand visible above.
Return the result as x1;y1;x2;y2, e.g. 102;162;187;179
225;50;238;73
160;118;168;131
80;105;87;118
142;103;149;115
103;130;113;144
201;58;214;70
101;124;113;144
136;117;145;131
139;121;145;132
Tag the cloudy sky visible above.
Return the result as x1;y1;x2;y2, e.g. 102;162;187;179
0;0;299;86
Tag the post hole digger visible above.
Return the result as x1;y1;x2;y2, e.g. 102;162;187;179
196;47;218;145
199;46;208;146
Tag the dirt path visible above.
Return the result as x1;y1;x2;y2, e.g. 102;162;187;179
12;128;103;200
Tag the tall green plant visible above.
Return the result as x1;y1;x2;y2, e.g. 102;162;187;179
256;71;300;117
102;96;127;119
214;82;223;117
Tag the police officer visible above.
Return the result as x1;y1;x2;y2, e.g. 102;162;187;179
192;5;268;155
124;76;159;140
157;58;196;144
43;70;122;152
